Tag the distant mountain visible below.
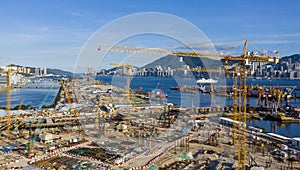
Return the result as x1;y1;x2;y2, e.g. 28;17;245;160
279;54;300;63
142;55;183;68
142;55;221;69
46;68;73;76
141;55;222;78
103;54;300;78
144;54;300;69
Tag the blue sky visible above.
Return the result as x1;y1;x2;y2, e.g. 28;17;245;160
0;0;299;71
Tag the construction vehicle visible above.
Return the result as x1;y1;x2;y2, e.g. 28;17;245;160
248;152;259;167
205;128;221;146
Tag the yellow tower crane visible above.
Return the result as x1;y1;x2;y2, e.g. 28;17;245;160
177;41;279;169
6;67;11;138
98;40;280;169
59;79;81;134
0;65;25;138
60;79;78;116
231;40;278;169
109;62;134;123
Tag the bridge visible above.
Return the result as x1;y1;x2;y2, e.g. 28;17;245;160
12;84;61;89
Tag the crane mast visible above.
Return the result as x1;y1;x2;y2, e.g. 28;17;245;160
109;62;133;122
6;67;11;138
1;65;24;138
109;62;133;105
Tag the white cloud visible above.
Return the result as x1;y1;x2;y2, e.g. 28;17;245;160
70;12;84;17
242;32;300;39
251;40;290;45
269;33;300;38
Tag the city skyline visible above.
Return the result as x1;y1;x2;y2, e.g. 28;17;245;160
99;54;300;80
0;1;300;71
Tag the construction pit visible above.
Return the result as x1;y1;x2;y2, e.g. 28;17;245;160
31;155;100;169
67;146;121;164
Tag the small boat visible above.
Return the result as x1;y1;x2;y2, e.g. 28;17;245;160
198;85;206;92
170;86;180;90
196;78;217;84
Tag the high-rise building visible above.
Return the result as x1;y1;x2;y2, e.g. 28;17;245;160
44;67;47;75
39;68;43;75
0;73;23;86
35;68;39;75
86;67;95;75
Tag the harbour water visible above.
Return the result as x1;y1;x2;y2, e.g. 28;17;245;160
0;80;60;108
96;76;300;108
248;120;300;138
97;76;300;138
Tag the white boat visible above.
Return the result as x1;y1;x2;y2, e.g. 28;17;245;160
199;85;206;92
196;78;218;84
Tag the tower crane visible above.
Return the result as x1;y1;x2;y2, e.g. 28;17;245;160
232;40;279;169
60;79;78;116
98;43;279;62
0;65;26;138
59;79;81;134
109;62;134;123
98;40;280;170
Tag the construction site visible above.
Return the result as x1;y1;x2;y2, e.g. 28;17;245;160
0;40;299;170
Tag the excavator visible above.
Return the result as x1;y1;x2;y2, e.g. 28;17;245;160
205;128;221;146
248;152;258;167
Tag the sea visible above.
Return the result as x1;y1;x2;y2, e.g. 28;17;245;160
0;80;60;109
96;76;300;108
96;76;300;138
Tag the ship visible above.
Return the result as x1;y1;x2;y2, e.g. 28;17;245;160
196;78;218;84
170;86;180;90
266;112;286;121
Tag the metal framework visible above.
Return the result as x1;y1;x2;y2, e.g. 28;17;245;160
99;40;279;169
